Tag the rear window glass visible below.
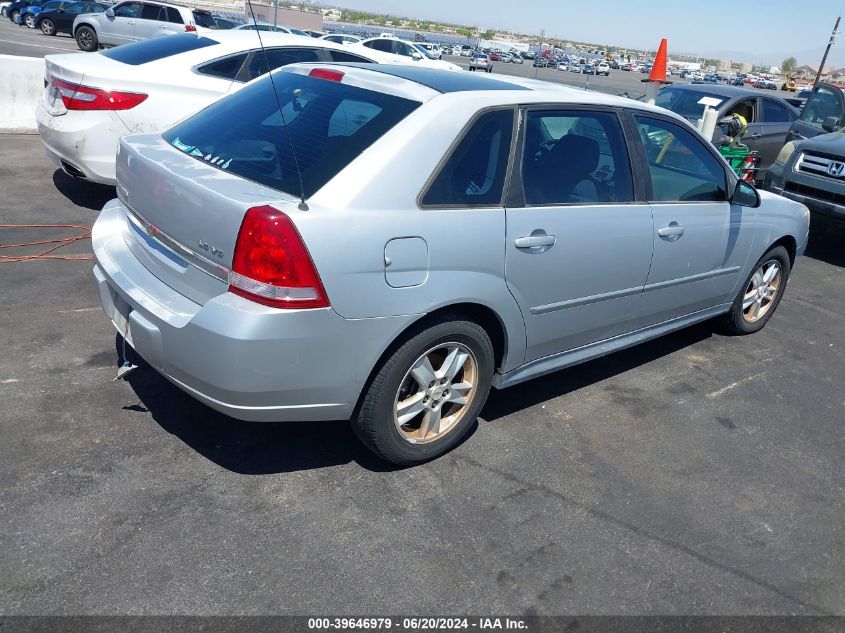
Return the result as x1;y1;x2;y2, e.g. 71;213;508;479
192;9;216;28
101;34;217;65
163;72;421;198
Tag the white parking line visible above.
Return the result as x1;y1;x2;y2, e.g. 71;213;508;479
0;37;77;52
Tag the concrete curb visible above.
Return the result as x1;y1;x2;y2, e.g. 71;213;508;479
0;54;45;134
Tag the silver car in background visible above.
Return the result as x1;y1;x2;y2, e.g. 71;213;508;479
468;53;492;72
92;64;809;465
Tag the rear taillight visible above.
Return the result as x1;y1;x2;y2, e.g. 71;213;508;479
185;24;196;31
51;77;147;111
228;206;329;309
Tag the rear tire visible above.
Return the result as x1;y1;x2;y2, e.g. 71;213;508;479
40;18;55;34
11;10;20;23
75;25;97;52
351;317;494;466
723;245;790;334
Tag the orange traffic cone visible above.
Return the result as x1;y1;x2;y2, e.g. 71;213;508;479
649;38;668;83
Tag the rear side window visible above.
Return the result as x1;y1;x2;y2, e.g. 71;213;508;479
762;100;793;123
196;53;247;80
799;86;843;127
635;116;727;202
521;110;633;205
101;33;217;65
163;72;421;198
242;47;320;82
422;109;514;207
165;6;181;23
140;4;163;20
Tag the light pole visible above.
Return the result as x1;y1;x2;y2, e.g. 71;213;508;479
813;15;840;90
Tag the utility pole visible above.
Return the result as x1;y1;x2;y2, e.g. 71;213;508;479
813;15;840;90
273;0;278;29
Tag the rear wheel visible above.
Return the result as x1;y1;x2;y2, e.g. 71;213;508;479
1;6;7;16
10;10;20;23
40;18;55;34
75;25;97;52
723;245;790;334
352;318;494;466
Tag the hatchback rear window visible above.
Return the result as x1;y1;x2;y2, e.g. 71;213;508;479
163;71;421;198
192;9;216;28
101;34;217;65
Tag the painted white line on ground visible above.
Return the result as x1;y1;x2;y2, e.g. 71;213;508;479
0;38;77;51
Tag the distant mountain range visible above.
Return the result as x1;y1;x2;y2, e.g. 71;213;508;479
696;45;845;69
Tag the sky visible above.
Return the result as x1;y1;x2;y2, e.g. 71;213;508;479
328;0;845;68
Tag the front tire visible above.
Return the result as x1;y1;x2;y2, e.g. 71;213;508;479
723;245;791;334
40;18;55;35
75;25;98;52
24;13;34;27
352;318;494;466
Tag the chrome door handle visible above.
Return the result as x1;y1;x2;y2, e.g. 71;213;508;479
657;224;685;238
750;132;762;139
514;233;556;249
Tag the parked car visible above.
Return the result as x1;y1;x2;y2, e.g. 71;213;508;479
20;0;75;27
582;63;595;74
532;57;547;68
234;23;307;36
90;63;809;465
786;83;845;141
6;0;44;23
357;36;461;70
35;0;104;34
459;44;472;57
557;63;568;72
468;52;491;72
547;59;558;69
416;41;441;59
766;132;845;223
596;61;610;76
569;63;580;73
509;53;522;64
0;1;11;16
489;51;500;61
730;78;744;86
72;1;218;51
38;31;395;185
655;84;800;181
320;33;362;45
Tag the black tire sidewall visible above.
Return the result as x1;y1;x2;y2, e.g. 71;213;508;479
727;246;791;334
76;26;96;51
354;320;494;466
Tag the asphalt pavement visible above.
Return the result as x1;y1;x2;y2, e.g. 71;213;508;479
0;17;78;57
1;133;843;615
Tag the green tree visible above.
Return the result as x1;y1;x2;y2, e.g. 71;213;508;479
482;29;495;40
781;56;797;79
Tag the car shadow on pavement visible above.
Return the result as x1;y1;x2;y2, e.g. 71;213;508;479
481;321;714;422
52;169;116;211
118;322;713;475
117;335;399;474
804;216;845;268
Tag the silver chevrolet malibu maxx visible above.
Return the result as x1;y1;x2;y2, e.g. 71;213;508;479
92;64;810;465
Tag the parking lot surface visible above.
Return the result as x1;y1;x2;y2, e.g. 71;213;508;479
1;133;843;614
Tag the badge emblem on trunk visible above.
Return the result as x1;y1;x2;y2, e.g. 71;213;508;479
198;240;224;258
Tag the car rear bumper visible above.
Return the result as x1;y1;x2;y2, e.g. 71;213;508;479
36;100;126;185
91;200;416;422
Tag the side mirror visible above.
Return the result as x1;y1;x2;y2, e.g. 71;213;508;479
822;115;839;133
732;180;760;208
105;7;113;16
411;52;422;61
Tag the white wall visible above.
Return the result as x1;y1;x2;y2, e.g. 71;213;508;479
0;54;45;134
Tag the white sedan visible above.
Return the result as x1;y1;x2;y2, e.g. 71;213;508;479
37;31;402;186
353;36;461;71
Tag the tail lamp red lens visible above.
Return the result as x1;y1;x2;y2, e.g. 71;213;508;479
308;68;345;82
185;24;196;31
51;77;147;111
228;206;329;309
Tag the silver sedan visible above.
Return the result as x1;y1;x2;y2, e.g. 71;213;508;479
92;64;809;465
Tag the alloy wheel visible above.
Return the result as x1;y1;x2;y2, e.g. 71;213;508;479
393;342;478;444
41;19;53;34
742;260;781;323
25;14;34;27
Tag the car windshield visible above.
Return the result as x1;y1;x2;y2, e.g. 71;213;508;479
192;10;216;28
163;71;421;198
655;88;727;119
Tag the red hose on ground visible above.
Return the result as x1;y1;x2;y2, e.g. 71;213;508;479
0;224;93;262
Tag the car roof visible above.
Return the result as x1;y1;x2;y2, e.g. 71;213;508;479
334;63;531;93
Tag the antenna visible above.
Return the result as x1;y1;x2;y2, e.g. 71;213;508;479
245;0;309;211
